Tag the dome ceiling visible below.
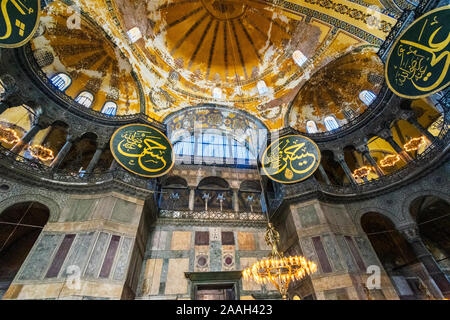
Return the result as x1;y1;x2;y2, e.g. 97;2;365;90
118;0;312;86
27;0;399;130
288;47;384;133
30;3;141;115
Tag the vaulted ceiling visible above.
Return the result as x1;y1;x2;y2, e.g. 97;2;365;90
30;0;402;130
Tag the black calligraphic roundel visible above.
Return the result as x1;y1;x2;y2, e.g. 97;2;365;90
0;0;40;48
261;135;321;184
110;124;174;178
385;6;450;99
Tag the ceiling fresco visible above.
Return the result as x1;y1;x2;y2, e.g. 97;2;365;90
27;0;400;130
30;3;142;115
288;46;384;133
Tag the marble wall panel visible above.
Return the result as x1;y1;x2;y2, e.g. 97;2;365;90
165;258;189;295
171;231;191;251
84;232;109;278
19;233;62;280
142;259;164;295
237;232;255;251
113;237;133;281
60;232;95;277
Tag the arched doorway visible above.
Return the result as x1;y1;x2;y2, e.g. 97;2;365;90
409;196;450;277
360;212;432;299
0;202;49;298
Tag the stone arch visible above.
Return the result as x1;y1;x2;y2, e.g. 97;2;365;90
401;189;450;223
0;194;61;222
354;206;406;231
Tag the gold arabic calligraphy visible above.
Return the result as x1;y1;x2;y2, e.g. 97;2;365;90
117;130;168;173
394;13;449;93
266;139;317;180
0;0;35;40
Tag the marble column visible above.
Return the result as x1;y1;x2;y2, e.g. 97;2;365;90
85;145;105;174
188;187;195;211
336;153;357;187
401;226;450;298
383;134;413;162
10;122;43;154
50;136;74;169
361;149;384;177
109;159;119;171
318;164;331;185
232;188;239;213
408;116;438;144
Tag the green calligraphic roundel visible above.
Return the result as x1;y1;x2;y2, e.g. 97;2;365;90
385;6;450;99
261;135;321;184
0;0;40;48
110;124;174;178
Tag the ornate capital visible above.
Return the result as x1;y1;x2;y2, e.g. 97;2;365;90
399;224;420;242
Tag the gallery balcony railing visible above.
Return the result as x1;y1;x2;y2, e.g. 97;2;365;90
159;209;266;223
285;106;450;200
0;145;153;191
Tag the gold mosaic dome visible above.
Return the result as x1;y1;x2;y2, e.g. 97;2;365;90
27;0;398;129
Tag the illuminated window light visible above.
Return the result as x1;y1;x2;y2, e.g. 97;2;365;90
127;27;142;43
101;101;117;116
213;87;222;99
257;80;268;95
75;91;94;108
306;120;318;133
292;50;307;67
50;73;71;91
359;90;377;106
324;116;339;131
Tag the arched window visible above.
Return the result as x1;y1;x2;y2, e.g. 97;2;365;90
127;27;142;43
359;90;377;106
257;80;268;95
101;101;117;116
324;116;339;131
50;73;71;91
306;120;318;133
173;132;255;166
213;87;222;99
75;91;94;108
293;50;307;67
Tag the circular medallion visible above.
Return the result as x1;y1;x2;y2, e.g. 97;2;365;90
261;134;321;184
110;123;174;178
0;0;40;48
385;6;450;99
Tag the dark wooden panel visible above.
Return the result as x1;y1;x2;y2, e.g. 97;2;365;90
45;234;75;278
99;235;120;278
312;236;332;273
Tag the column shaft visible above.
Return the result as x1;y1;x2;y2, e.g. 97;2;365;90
50;139;73;169
85;147;104;174
10;124;41;154
188;187;195;211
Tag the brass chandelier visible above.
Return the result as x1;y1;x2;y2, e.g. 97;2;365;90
242;222;317;300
